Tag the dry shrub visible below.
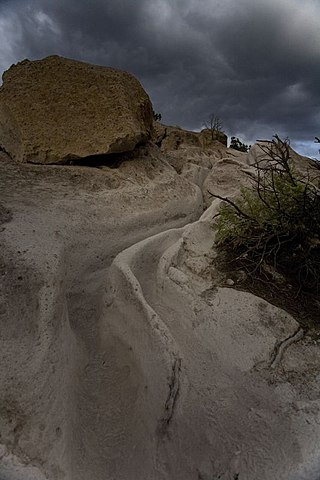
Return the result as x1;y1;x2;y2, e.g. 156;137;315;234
211;136;320;295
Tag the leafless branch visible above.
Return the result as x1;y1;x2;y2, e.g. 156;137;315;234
207;190;254;221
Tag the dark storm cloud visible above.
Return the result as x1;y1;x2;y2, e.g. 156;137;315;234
0;0;319;155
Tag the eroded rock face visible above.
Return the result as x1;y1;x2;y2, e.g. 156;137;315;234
153;122;227;151
199;127;228;147
1;128;320;478
0;56;153;164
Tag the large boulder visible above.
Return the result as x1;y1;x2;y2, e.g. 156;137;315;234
0;56;153;164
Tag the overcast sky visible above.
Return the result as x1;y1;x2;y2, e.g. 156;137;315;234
0;0;319;157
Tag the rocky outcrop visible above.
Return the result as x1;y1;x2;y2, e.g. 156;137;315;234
248;141;316;176
1;56;320;480
0;56;153;164
153;122;227;151
1;140;320;480
199;127;228;147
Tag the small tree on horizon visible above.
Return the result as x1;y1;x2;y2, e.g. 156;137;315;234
153;110;162;122
315;137;320;157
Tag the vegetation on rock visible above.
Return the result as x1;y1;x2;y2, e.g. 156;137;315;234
153;110;162;121
212;136;320;300
203;114;224;139
230;136;250;152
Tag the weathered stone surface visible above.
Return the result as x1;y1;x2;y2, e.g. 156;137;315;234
1;125;320;479
153;122;227;151
199;127;228;147
0;56;153;164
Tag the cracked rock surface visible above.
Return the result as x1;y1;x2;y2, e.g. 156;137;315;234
1;139;320;480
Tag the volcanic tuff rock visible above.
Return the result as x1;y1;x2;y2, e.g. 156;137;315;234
1;57;320;479
1;139;320;480
0;56;153;164
153;122;228;150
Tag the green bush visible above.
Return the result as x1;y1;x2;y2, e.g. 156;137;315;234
230;136;250;152
153;110;162;121
213;136;320;293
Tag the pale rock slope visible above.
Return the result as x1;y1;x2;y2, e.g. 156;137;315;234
1;57;320;480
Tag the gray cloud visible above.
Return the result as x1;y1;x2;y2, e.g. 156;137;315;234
0;0;319;155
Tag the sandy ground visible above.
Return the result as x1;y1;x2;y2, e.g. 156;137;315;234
1;144;320;480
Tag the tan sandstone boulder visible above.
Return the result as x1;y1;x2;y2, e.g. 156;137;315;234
0;56;153;164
